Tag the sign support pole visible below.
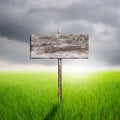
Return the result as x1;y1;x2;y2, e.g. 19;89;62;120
30;32;89;102
58;58;62;102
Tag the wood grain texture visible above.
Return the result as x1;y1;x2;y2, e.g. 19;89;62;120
30;34;89;59
58;58;62;102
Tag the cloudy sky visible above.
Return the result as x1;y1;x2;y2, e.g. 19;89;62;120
0;0;120;70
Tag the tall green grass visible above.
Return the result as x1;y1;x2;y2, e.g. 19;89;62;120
0;71;120;120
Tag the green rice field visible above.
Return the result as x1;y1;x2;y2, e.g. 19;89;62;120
0;71;120;120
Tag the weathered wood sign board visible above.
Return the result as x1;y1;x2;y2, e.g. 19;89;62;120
30;33;89;102
30;34;89;59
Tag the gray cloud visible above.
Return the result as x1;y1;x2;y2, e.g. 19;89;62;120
0;0;120;67
28;2;120;28
0;37;57;65
0;0;26;5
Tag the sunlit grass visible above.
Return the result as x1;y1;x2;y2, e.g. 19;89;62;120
0;70;120;120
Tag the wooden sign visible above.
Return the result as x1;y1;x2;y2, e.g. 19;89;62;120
30;33;89;102
30;34;89;59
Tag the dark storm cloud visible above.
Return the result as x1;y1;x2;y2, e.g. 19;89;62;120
0;37;57;65
0;0;120;41
0;0;120;66
0;2;45;41
0;0;25;5
28;2;120;28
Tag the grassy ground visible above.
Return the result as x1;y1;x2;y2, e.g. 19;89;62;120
0;71;120;120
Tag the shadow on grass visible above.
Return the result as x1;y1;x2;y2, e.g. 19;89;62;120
44;103;61;120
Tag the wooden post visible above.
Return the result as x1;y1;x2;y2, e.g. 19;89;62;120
30;33;89;102
58;58;62;102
